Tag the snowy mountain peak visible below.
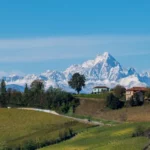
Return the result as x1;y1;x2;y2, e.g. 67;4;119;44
128;67;137;76
64;52;124;81
102;52;111;59
141;71;150;77
97;52;110;58
94;52;115;65
9;74;17;77
1;52;150;93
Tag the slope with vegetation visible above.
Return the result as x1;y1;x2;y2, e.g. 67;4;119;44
74;86;150;122
41;122;150;150
0;109;91;149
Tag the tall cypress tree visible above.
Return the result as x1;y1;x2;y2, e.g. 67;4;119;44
0;79;7;107
7;88;12;106
23;84;29;106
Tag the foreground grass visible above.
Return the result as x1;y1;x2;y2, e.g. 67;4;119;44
0;108;91;149
41;122;150;150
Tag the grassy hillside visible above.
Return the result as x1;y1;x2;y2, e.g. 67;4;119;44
75;97;105;116
75;96;150;122
0;108;91;149
76;93;108;99
41;122;150;150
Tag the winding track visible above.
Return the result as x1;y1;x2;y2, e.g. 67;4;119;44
17;108;104;126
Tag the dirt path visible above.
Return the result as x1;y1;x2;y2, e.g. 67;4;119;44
59;114;104;126
17;108;104;126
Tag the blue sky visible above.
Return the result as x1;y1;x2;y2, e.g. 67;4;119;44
0;0;150;76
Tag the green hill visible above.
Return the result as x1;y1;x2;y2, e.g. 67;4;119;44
0;108;90;149
41;122;150;150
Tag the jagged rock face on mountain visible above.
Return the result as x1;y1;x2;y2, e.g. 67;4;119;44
2;52;150;93
64;52;126;81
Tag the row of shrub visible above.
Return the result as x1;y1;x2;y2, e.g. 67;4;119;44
132;125;150;138
3;128;75;150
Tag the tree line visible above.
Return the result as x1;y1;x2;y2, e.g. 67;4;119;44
0;79;79;114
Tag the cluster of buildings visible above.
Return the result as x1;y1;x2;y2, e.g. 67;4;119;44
92;86;148;100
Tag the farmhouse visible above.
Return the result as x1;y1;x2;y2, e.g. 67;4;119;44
92;86;109;94
126;87;147;100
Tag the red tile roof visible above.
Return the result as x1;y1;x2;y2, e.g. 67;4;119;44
126;87;147;92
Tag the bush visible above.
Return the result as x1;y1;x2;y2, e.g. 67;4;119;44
59;128;75;141
129;92;144;107
112;85;126;99
22;140;36;150
106;93;124;110
46;87;80;114
132;125;145;137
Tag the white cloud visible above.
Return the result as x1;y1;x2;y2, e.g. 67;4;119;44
0;54;86;62
116;51;150;57
0;35;150;49
0;35;150;62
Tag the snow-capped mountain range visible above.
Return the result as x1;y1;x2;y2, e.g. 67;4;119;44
2;52;150;93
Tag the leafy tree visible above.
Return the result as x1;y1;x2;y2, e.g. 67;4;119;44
0;79;7;107
106;93;124;109
113;85;126;99
46;87;79;113
6;88;12;106
9;90;23;106
30;80;45;107
30;80;44;92
46;87;62;109
68;73;86;94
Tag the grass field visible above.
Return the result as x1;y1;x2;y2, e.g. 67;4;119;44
0;108;91;149
41;122;150;150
